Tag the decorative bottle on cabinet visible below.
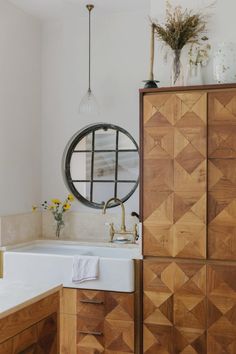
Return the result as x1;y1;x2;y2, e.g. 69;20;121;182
140;84;236;354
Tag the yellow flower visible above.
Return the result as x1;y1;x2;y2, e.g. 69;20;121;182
68;194;74;202
32;205;37;212
63;203;71;210
52;199;61;205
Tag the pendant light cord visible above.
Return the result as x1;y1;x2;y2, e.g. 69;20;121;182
88;7;91;92
86;4;94;93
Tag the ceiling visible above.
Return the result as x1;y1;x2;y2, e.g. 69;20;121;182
8;0;150;20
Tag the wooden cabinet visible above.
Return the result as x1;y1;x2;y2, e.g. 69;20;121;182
141;84;236;353
60;288;135;354
0;292;59;354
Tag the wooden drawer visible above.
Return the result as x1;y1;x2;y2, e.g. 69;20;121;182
77;290;105;319
77;318;134;354
61;289;134;321
77;317;104;354
77;316;104;339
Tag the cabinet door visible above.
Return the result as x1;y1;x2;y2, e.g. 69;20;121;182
207;263;236;354
143;92;207;259
143;260;207;354
208;91;236;260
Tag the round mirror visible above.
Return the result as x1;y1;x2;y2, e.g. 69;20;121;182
63;123;139;208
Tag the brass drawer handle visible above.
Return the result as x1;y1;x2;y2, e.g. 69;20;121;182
80;299;104;305
79;330;103;336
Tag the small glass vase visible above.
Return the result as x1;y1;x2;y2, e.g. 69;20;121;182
55;221;64;238
171;49;184;86
185;63;203;86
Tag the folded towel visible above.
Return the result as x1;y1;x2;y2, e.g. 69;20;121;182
72;255;99;283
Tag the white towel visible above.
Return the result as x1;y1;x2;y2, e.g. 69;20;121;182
72;255;99;283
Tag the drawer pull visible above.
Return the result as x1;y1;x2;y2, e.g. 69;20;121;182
80;299;104;305
79;330;103;336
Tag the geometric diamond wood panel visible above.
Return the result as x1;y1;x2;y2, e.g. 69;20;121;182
37;313;58;353
12;325;37;353
207;264;236;354
105;292;134;322
0;315;58;354
104;319;134;353
208;159;236;260
143;92;207;259
208;91;236;261
208;92;236;158
104;293;134;353
143;260;207;354
0;338;13;354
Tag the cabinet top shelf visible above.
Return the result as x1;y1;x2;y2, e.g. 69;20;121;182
140;83;236;94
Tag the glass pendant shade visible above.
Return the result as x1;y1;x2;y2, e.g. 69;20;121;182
79;89;99;115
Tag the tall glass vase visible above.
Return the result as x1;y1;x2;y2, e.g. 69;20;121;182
171;49;184;86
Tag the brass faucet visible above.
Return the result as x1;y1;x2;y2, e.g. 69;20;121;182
103;197;138;243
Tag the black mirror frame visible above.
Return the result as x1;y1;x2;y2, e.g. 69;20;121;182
63;123;139;209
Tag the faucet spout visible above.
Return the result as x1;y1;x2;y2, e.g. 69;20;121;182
103;197;126;232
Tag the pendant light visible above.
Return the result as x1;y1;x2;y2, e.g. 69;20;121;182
79;4;100;115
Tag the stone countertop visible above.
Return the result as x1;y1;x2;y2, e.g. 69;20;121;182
0;279;62;319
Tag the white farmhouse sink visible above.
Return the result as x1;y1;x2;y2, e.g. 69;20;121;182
3;240;141;292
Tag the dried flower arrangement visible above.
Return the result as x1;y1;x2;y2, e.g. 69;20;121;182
152;1;209;85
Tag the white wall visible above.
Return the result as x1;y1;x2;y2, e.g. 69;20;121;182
0;0;41;215
41;4;150;213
